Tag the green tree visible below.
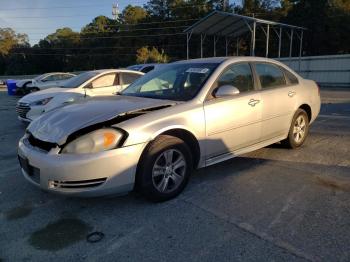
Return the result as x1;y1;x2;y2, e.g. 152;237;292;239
81;16;119;34
283;0;350;55
0;28;28;56
136;46;169;63
44;27;80;46
121;5;148;24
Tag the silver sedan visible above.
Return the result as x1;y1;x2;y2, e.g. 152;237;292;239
18;57;321;201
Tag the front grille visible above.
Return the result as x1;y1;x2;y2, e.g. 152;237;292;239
18;155;40;184
16;102;30;119
28;134;57;152
50;178;107;189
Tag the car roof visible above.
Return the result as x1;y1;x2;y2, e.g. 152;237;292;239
174;56;286;65
87;69;144;75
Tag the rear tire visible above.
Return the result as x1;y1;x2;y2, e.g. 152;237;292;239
136;135;193;202
282;109;309;148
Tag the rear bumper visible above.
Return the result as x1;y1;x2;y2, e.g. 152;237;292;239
18;137;146;197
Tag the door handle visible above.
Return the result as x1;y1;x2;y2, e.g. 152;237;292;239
288;91;296;97
248;99;260;107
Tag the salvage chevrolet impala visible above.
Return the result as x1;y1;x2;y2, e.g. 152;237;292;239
18;57;321;201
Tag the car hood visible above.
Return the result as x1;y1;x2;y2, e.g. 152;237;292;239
28;95;176;145
19;87;75;103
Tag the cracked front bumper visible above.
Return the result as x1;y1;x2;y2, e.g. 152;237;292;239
18;137;146;197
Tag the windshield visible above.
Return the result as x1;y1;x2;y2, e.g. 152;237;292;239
121;63;218;101
34;73;50;81
60;71;99;88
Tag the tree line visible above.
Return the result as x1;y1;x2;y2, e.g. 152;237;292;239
0;0;349;75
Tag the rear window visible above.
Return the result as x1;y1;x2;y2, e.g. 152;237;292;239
255;63;286;89
282;68;299;85
121;73;141;85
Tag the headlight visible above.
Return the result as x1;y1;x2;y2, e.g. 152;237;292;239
30;97;53;106
61;128;124;154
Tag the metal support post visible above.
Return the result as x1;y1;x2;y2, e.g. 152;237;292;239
266;24;270;57
289;28;294;58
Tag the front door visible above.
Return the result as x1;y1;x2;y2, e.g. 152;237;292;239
204;63;262;161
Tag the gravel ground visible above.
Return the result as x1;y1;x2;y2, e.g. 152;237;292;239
0;88;349;262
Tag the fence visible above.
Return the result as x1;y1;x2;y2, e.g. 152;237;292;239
277;54;350;87
1;54;350;87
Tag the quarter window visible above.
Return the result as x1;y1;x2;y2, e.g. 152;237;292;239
255;63;286;89
216;63;254;93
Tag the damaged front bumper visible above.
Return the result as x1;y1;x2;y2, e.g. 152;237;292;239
18;136;146;197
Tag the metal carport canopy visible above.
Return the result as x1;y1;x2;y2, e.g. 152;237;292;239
184;10;306;63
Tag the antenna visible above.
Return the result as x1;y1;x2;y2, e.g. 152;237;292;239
112;2;119;21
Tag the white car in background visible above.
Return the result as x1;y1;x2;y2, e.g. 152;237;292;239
16;69;144;122
16;72;76;94
27;72;76;91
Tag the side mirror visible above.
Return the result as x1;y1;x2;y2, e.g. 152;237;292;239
214;85;240;98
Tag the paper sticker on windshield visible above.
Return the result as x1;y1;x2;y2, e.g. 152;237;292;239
186;68;209;74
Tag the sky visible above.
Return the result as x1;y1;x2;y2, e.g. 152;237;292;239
0;0;148;45
0;0;241;46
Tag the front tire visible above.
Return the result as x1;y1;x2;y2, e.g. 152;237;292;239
282;109;309;148
137;135;193;202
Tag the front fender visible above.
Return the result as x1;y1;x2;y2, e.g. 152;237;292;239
119;102;206;148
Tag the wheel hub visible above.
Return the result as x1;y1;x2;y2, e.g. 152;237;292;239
293;115;306;143
152;149;187;193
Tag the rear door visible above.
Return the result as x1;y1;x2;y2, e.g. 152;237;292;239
253;62;298;141
203;62;262;160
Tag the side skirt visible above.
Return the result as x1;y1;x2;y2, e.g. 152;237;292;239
205;135;287;167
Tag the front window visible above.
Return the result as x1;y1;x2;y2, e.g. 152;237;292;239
90;74;116;88
60;71;99;88
216;63;254;92
121;63;218;101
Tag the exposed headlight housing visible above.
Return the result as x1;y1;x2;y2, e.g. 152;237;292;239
30;97;53;106
61;128;124;154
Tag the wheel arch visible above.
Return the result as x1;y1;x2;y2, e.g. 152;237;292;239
299;104;312;121
137;127;200;168
159;128;201;169
134;128;201;191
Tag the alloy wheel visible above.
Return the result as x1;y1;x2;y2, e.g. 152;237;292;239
293;115;306;143
152;149;187;193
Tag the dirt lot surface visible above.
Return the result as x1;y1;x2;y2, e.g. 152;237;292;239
0;88;349;262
